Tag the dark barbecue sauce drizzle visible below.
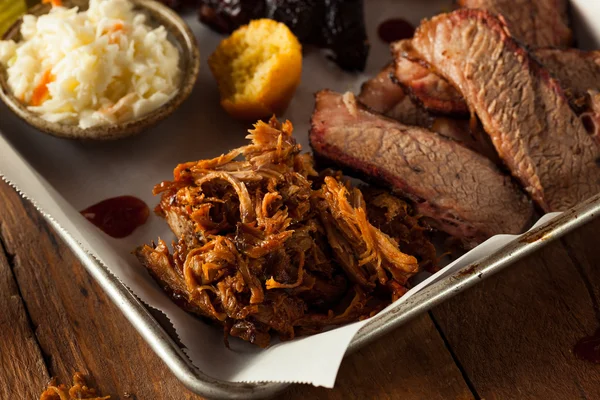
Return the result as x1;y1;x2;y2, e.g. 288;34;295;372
81;196;149;238
573;328;600;364
377;18;415;43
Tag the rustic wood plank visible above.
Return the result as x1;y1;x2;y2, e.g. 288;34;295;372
0;222;50;400
431;219;600;399
0;182;198;399
0;180;473;399
285;314;474;400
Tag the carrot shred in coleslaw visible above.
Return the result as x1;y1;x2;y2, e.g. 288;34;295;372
42;0;62;7
107;22;125;44
30;69;54;106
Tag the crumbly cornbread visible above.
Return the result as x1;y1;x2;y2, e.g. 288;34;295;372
209;19;302;120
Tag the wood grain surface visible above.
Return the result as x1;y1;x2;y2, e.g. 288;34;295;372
1;179;599;399
431;219;600;399
0;219;49;399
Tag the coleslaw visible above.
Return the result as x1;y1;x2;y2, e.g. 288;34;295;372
0;0;181;129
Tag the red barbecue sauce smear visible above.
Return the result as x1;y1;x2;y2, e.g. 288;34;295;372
377;18;415;43
81;196;149;238
573;328;600;364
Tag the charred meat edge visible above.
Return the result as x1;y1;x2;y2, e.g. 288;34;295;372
310;90;534;247
410;9;600;212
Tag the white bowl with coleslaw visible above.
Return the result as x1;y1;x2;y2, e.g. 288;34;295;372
0;0;200;140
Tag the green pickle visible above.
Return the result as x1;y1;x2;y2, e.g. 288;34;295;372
0;0;33;37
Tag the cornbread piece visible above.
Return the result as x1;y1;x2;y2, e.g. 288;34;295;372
209;19;302;120
198;0;369;71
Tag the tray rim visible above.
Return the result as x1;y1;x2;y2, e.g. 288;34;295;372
1;0;599;396
2;170;599;399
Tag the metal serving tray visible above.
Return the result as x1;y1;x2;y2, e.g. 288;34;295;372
4;173;599;399
2;0;600;396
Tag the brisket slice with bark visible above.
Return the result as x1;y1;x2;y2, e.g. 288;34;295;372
359;64;499;163
410;10;600;212
393;44;600;114
538;50;600;142
391;40;468;116
581;91;600;145
393;42;600;144
457;0;572;48
429;117;501;164
310;90;534;247
357;64;432;127
357;64;405;115
534;48;600;110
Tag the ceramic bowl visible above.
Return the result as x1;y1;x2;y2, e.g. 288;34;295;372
0;0;200;140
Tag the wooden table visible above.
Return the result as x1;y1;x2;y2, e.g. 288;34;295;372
1;180;599;400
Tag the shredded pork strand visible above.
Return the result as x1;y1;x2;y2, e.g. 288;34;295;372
136;117;435;347
40;373;109;400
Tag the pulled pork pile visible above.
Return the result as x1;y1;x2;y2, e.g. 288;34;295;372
136;118;435;347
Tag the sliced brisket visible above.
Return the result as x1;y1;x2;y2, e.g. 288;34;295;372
310;90;534;247
357;64;405;115
410;10;600;212
359;64;498;162
392;44;600;114
429;117;500;164
384;97;433;127
391;40;468;116
534;48;600;110
392;41;600;144
458;0;572;48
357;64;432;127
581;91;600;145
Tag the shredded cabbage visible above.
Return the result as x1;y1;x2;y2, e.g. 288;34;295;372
0;0;181;128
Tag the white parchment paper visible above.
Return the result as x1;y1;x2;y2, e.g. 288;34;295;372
0;0;597;388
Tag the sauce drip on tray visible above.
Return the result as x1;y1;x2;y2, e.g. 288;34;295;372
81;196;149;238
377;18;415;43
573;328;600;364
